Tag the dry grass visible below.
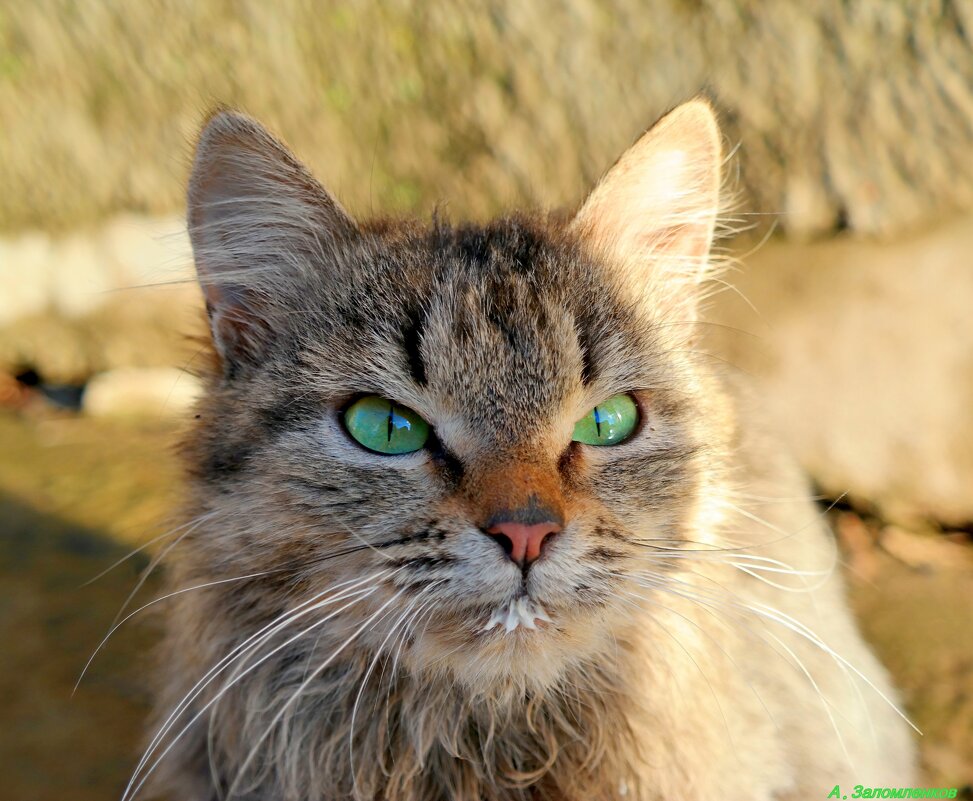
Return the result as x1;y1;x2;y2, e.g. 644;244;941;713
2;0;972;236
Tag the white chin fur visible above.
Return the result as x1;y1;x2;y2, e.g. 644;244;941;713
480;597;552;633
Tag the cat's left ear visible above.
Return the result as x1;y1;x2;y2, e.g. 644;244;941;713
571;99;721;317
188;110;358;374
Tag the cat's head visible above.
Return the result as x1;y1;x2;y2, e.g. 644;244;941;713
184;101;727;689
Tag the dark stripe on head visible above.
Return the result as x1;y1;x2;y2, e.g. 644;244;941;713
402;304;428;385
577;322;597;386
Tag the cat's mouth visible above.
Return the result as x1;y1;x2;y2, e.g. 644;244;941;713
478;596;552;634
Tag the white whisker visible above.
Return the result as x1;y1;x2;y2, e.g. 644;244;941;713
225;586;411;799
125;569;397;801
81;509;223;588
106;510;221;633
75;570;269;694
349;582;444;797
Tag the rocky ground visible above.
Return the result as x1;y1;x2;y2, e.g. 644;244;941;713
1;407;970;800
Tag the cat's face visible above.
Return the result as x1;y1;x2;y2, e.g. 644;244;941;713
185;102;723;688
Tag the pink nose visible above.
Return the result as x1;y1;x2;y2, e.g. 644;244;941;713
485;520;561;567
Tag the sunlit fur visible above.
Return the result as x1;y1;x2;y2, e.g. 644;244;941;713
140;103;917;801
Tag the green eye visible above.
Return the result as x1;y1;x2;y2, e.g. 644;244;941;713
343;395;430;454
572;394;639;446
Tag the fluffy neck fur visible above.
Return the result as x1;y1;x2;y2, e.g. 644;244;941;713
192;627;646;800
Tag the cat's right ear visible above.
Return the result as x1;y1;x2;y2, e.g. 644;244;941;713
188;111;358;374
570;100;721;320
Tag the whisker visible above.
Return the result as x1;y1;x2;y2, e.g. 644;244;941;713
81;509;223;588
616;582;781;729
349;582;443;797
126;570;396;801
74;570;271;694
626;571;919;735
131;584;381;801
106;512;218;636
627;548;836;593
224;586;411;799
628;573;859;753
612;586;757;755
739;598;920;734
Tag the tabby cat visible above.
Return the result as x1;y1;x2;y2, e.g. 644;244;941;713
135;100;917;800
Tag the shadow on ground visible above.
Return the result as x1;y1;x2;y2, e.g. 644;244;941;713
0;493;160;801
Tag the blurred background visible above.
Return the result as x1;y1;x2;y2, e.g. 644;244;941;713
1;2;971;798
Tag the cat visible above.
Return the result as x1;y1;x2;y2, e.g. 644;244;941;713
135;100;918;800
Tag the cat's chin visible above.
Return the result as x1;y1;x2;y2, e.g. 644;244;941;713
399;592;616;692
